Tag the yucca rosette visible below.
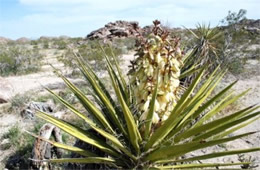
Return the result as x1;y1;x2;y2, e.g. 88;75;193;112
129;21;184;124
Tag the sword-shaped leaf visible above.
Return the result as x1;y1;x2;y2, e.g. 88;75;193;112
36;111;119;157
73;53;127;136
145;67;206;150
144;71;159;139
145;132;255;162
107;64;141;153
170;148;260;163
26;130;97;157
155;162;252;169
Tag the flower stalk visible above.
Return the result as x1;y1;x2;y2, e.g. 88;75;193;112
129;20;184;124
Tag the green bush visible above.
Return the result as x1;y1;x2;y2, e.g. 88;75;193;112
43;41;49;49
53;40;67;49
59;40;123;72
30;40;38;46
112;37;136;52
2;121;46;169
228;57;246;75
2;124;36;154
0;45;43;76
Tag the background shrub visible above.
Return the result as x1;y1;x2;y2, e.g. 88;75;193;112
0;45;43;76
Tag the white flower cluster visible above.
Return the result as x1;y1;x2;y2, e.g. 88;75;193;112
130;34;183;124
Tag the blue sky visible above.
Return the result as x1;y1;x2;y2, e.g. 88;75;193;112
0;0;259;39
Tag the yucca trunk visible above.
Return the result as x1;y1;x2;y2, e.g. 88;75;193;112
129;20;183;124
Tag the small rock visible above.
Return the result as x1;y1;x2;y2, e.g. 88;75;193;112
20;101;54;120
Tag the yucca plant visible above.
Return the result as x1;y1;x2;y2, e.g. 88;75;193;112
30;21;260;169
184;24;224;67
182;24;224;86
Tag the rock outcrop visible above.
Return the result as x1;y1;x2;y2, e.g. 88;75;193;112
221;19;260;34
86;20;142;40
16;37;30;43
241;19;260;34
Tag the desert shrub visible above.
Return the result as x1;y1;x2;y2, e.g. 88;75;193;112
2;126;21;150
53;40;67;49
70;37;84;44
221;9;247;27
43;41;49;49
35;89;78;111
0;45;43;76
11;93;32;108
2;121;46;169
112;37;136;52
228;57;246;75
30;40;38;46
30;21;259;169
59;40;123;72
218;9;259;76
79;40;123;60
7;93;33;115
2;125;34;151
254;49;260;60
231;29;257;45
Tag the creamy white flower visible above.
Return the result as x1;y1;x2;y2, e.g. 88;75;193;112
171;58;180;67
159;60;166;68
147;65;154;77
171;79;180;88
143;58;149;68
129;31;183;124
164;74;169;84
154;99;160;111
140;110;148;121
149;51;154;60
152;112;160;124
167;104;175;112
176;47;182;56
141;91;149;101
157;96;167;110
162;114;169;121
171;64;180;73
155;52;162;63
165;92;174;102
142;99;150;112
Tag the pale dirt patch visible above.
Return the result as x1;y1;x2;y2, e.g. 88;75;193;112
227;74;260;165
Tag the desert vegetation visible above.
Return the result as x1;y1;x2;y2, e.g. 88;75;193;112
24;20;259;170
0;45;43;76
0;9;259;169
